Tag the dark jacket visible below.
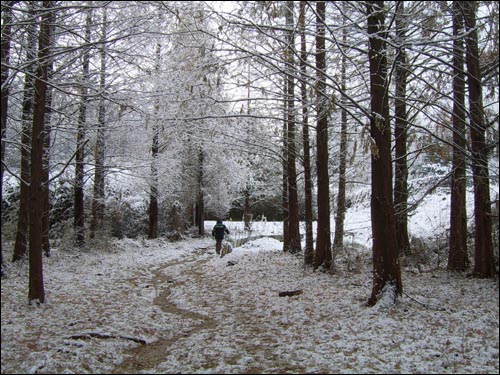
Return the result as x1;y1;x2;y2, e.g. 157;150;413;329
212;221;229;240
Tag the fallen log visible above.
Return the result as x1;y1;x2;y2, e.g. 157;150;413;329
278;289;303;297
68;333;146;345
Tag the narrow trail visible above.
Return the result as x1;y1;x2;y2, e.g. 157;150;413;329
113;247;217;373
111;245;309;374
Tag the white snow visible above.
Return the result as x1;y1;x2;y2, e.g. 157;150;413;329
1;191;499;374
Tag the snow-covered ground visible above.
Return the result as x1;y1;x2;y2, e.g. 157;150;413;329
1;233;498;374
1;184;499;374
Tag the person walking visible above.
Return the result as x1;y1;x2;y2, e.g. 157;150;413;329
212;219;229;254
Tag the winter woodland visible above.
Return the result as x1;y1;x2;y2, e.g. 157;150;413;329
1;1;499;374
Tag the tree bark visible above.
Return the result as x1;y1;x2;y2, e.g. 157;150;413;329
314;1;332;271
13;3;36;262
196;149;205;236
1;1;15;271
29;0;55;304
243;187;251;230
282;74;290;252
285;0;301;254
90;9;108;240
366;1;402;306
148;116;159;239
462;1;495;278
42;63;53;257
74;8;92;247
148;39;162;240
448;1;469;271
300;1;314;266
333;7;348;260
393;1;410;256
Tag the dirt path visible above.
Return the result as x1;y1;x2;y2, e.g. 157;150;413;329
112;247;218;373
111;245;310;374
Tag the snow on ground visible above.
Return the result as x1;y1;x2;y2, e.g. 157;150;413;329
1;228;498;374
1;185;499;374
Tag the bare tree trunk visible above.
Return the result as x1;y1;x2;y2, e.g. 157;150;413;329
74;8;92;247
463;1;495;278
90;9;107;240
448;1;469;271
148;116;159;239
13;4;36;262
282;76;290;252
314;1;332;271
366;1;402;306
148;39;162;240
333;8;348;260
300;1;314;266
0;0;14;205
394;1;410;256
244;68;253;232
333;97;347;257
285;0;301;254
243;188;251;230
29;0;55;304
42;62;54;257
1;1;15;272
13;93;32;261
196;149;205;236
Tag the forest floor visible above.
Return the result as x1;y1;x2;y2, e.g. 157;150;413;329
1;235;499;374
112;246;222;373
112;245;315;374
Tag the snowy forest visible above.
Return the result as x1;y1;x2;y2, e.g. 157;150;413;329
1;1;499;374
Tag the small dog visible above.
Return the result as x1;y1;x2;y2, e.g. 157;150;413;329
220;241;233;258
